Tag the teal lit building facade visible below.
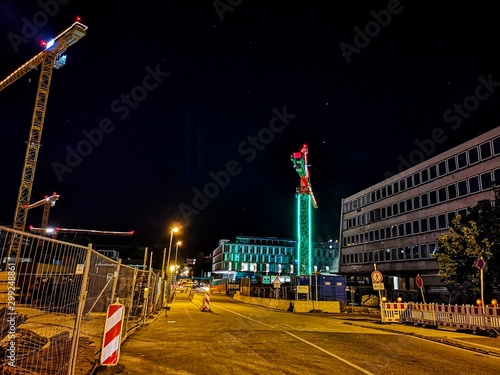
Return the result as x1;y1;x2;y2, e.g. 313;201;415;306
212;235;339;282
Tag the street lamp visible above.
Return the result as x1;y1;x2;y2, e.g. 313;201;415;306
173;241;182;283
163;226;179;306
312;265;321;313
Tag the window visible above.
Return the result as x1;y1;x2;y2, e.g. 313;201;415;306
393;182;399;194
448;184;457;200
374;251;379;262
398;224;404;236
469;176;480;193
458;180;468;197
421;168;429;183
398;247;404;260
392;225;398;237
399;179;406;191
420;244;428;258
494;137;500;155
413;196;420;209
380;229;385;240
430;165;438;179
438;187;447;202
391;248;397;260
421;193;429;207
393;203;399;215
379;250;385;261
495;169;500;186
457;152;467;169
480;142;492;160
406;199;413;211
412;220;420;234
405;246;412;259
438;161;447;176
381;207;386;219
413;172;420;185
387;185;393;196
429;216;437;230
406;175;413;189
420;218;428;232
399;201;405;214
412;246;420;259
368;251;373;262
447;212;456;226
429;190;437;205
438;214;447;229
387;205;392;217
481;172;492;190
468;147;479;164
376;189;381;201
447;157;457;173
405;222;412;235
374;230;379;241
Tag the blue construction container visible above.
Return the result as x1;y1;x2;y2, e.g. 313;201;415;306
292;275;347;303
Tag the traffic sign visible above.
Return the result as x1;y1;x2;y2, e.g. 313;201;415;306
373;283;385;291
415;275;424;289
477;257;485;270
273;275;281;288
371;270;383;284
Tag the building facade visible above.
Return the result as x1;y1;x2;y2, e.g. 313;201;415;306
339;127;500;302
212;236;339;281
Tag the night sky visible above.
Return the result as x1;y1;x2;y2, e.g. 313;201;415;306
1;1;499;258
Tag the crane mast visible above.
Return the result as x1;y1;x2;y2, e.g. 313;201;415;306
291;144;318;275
1;21;88;260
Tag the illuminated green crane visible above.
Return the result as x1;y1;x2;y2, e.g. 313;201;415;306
291;144;318;275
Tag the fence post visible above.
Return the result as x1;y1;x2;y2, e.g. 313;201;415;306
110;259;122;304
123;267;138;341
67;244;93;375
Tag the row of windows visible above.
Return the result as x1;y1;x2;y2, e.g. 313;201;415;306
224;253;291;264
342;243;436;265
344;168;499;230
221;261;288;273
344;136;500;213
225;245;294;256
343;209;467;247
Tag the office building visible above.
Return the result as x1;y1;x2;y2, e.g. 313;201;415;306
339;127;500;301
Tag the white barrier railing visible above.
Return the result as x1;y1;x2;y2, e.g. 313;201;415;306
382;302;500;331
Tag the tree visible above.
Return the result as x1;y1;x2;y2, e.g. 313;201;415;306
434;190;499;302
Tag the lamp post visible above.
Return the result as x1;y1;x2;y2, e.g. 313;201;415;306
165;226;179;306
312;265;321;313
173;241;182;284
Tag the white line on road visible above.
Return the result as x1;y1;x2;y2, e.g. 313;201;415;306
213;303;375;375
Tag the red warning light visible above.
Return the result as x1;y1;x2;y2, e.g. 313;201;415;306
76;16;81;22
130;230;135;235
40;40;47;48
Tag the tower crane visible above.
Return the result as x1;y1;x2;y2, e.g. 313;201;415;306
27;193;60;234
0;20;87;259
291;144;318;275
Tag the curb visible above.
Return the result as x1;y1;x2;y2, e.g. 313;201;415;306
344;321;500;357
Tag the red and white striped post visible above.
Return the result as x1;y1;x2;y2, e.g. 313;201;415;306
202;289;210;312
101;303;125;366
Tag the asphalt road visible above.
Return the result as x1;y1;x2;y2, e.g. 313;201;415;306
96;293;500;375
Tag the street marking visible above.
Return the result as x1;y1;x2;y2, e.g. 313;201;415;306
213;303;375;375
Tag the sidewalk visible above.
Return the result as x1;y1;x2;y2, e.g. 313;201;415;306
331;310;500;356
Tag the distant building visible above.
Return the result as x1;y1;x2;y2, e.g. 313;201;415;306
339;127;500;302
212;235;339;281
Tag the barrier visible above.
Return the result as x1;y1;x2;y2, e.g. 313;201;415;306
101;303;125;366
202;290;210;312
381;303;410;323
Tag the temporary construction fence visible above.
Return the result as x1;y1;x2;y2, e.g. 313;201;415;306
0;226;162;375
381;302;500;332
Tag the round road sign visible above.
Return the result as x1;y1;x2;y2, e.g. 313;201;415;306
371;270;383;284
415;275;424;289
477;258;485;270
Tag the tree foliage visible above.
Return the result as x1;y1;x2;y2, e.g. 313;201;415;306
434;190;499;302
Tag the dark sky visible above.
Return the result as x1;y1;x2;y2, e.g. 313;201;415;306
1;1;499;258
